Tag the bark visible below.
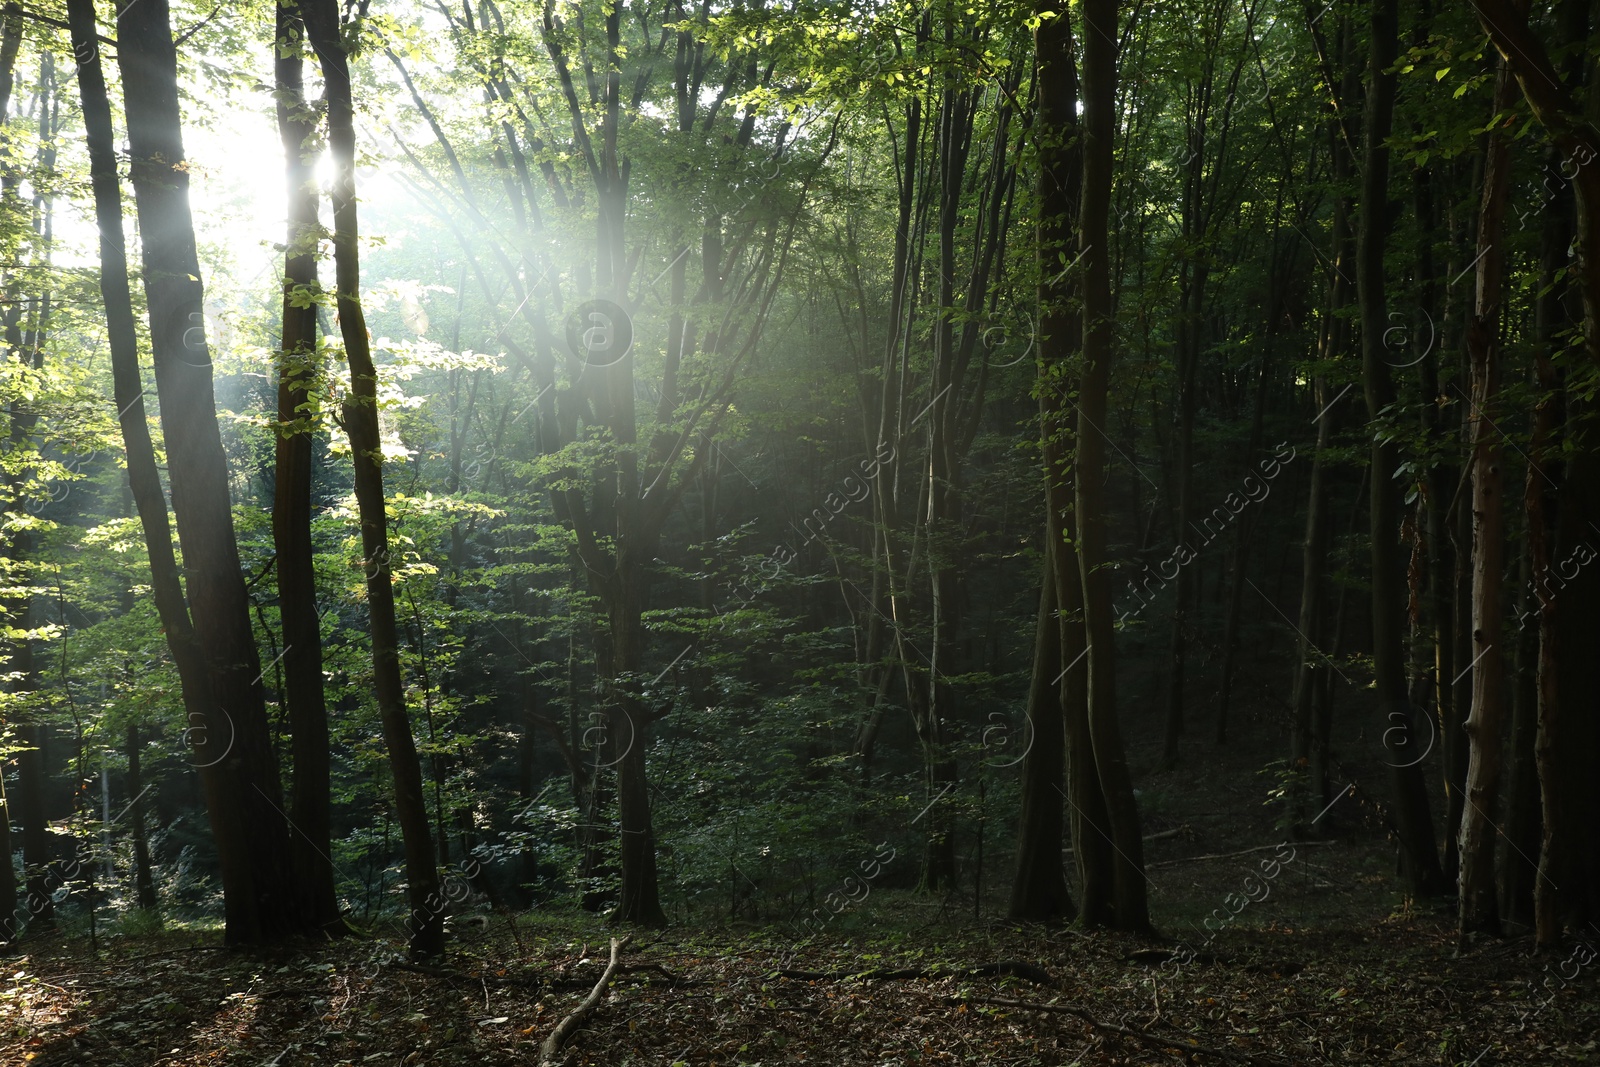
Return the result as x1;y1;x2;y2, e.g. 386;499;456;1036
116;0;301;941
1008;565;1073;922
1528;134;1578;949
0;0;24;939
915;63;978;894
537;935;632;1065
1472;0;1600;950
1503;139;1559;929
0;758;12;939
304;0;445;957
272;0;344;939
1032;0;1112;926
1413;139;1465;885
1290;373;1337;826
75;0;272;942
1293;38;1356;822
1077;0;1149;933
1549;420;1600;937
16;723;50;928
1011;4;1075;927
1162;137;1203;769
126;724;158;912
1356;0;1445;896
1503;116;1561;926
1472;0;1600;373
1457;56;1515;938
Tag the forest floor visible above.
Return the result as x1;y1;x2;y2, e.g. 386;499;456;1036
3;697;1598;1066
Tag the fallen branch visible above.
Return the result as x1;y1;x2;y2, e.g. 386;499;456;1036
776;960;1055;986
542;960;686;990
944;994;1293;1067
538;934;633;1065
1150;839;1336;869
1067;826;1187;854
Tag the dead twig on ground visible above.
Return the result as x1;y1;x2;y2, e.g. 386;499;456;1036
538;934;633;1065
775;960;1055;986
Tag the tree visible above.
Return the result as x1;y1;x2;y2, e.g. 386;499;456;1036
272;0;344;940
90;0;302;943
1456;50;1515;939
1076;0;1149;933
305;0;445;958
1356;0;1445;898
1010;0;1082;925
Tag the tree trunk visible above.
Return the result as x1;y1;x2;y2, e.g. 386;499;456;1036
16;722;50;928
69;0;231;927
1357;0;1445;897
1472;0;1600;943
115;0;301;942
0;754;13;940
1414;142;1465;885
1216;266;1276;744
1293;60;1357;823
1032;0;1112;926
1009;565;1073;921
0;1;27;939
126;724;158;912
272;0;344;941
304;0;444;958
1457;55;1514;939
1077;0;1149;933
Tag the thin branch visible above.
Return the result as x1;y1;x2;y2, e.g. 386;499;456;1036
538;935;633;1065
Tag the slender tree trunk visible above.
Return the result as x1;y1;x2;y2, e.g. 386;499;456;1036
1457;55;1515;938
1502;117;1557;926
1077;0;1148;934
126;724;158;912
0;756;13;940
1290;375;1337;823
1216;272;1275;743
1009;566;1072;921
272;0;344;940
305;0;444;958
0;1;27;938
1473;0;1600;373
1357;0;1445;897
1415;143;1465;885
1293;76;1356;823
1528;131;1579;948
15;722;50;928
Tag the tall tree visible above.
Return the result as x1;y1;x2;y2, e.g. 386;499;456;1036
305;0;445;957
1357;0;1446;897
1474;0;1600;946
273;0;344;938
1011;0;1082;924
73;0;290;944
1457;51;1515;938
1077;0;1149;933
0;0;27;939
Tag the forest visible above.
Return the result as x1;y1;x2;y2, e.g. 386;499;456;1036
0;0;1596;1063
